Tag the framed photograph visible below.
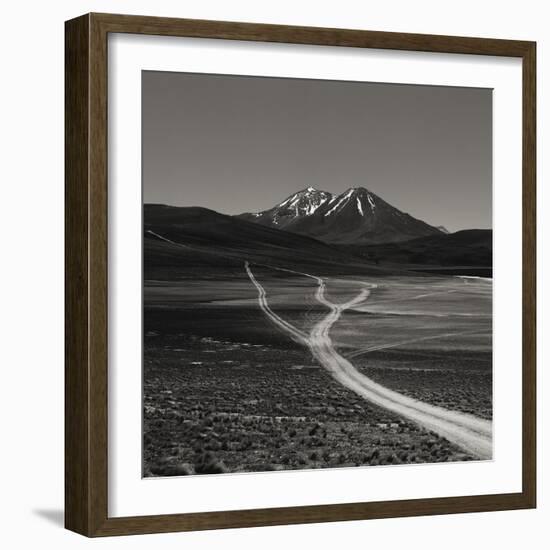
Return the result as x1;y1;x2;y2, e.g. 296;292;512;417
65;13;536;537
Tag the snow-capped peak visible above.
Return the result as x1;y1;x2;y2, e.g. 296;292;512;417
349;187;376;213
246;185;380;222
268;187;334;218
237;184;443;244
325;187;377;217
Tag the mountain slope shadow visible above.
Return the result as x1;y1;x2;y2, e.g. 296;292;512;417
144;204;401;279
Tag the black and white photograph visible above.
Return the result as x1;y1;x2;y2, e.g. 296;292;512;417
142;71;493;477
1;0;542;543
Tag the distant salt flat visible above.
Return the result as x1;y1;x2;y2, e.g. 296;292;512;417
456;275;493;282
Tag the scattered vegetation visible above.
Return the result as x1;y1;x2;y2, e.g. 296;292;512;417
143;333;475;477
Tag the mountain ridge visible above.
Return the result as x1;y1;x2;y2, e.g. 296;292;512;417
143;203;397;279
237;186;443;245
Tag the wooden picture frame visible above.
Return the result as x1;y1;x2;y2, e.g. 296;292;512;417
65;12;536;537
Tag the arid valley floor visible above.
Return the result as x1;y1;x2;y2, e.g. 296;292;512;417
143;266;492;477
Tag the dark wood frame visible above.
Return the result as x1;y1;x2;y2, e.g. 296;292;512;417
65;12;536;537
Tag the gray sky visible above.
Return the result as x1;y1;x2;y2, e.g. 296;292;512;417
143;71;492;232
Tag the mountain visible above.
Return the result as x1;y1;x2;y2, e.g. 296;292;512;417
237;186;443;244
436;225;450;234
340;229;492;277
144;204;396;280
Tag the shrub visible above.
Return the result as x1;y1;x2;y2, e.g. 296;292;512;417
150;462;194;477
194;453;229;475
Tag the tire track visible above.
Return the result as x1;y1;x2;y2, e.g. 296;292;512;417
245;262;492;459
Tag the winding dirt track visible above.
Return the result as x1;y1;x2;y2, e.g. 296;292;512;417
244;262;493;460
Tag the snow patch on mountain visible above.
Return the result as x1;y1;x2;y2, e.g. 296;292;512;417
325;194;348;216
367;194;376;212
305;195;329;215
